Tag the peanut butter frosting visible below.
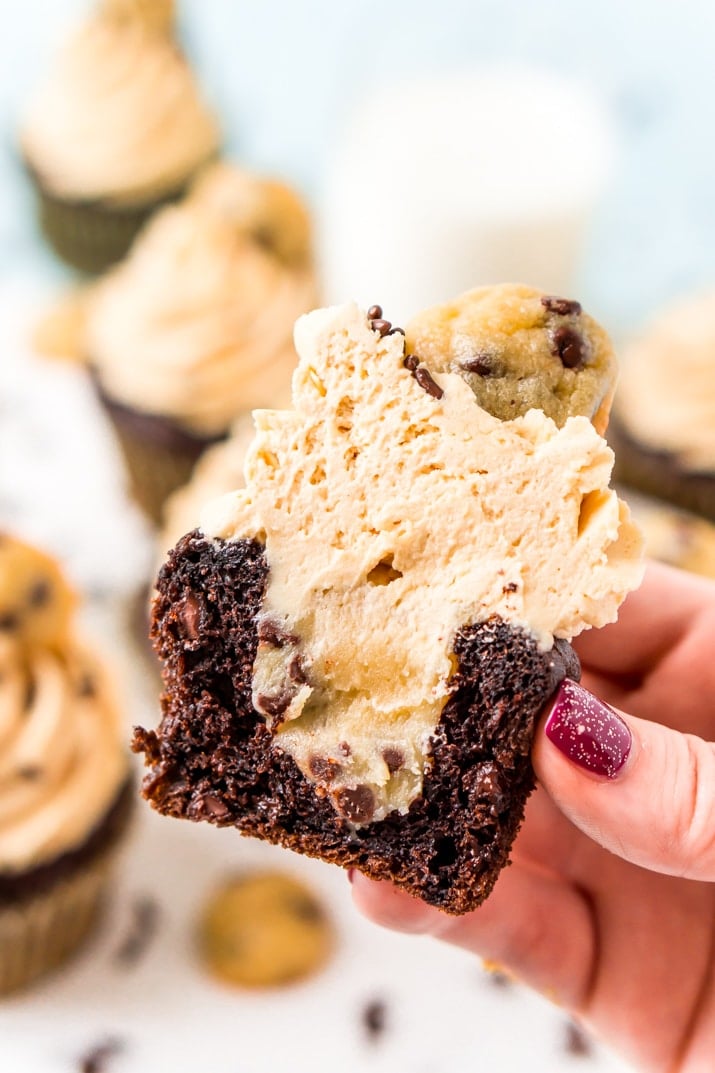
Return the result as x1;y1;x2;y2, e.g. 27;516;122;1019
87;166;317;435
201;298;644;822
616;291;715;474
0;537;128;873
20;10;219;205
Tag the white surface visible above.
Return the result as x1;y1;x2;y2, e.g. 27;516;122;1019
319;67;614;323
0;284;634;1073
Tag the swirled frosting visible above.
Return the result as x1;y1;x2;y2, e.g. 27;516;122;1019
20;13;219;204
87;167;317;435
0;636;127;874
616;291;715;474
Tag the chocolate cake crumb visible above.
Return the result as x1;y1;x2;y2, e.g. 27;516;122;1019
502;582;518;593
563;1020;593;1058
136;533;580;914
362;998;388;1042
180;594;201;640
114;895;160;968
78;1038;124;1073
552;326;589;370
541;296;582;317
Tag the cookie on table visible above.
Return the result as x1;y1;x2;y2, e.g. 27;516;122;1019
134;287;643;915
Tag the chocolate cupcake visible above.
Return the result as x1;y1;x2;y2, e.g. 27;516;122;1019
134;287;643;914
86;162;317;524
0;535;133;994
19;0;219;274
610;291;715;522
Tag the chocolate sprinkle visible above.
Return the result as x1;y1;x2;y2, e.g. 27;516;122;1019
552;326;588;370
382;747;404;774
362;999;388;1042
78;1038;124;1073
334;784;375;823
114;895;160;968
502;582;518;593
541;295;582;317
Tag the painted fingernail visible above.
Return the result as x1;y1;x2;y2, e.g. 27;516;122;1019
544;679;632;779
346;867;356;884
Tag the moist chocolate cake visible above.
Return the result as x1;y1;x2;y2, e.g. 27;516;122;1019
134;287;643;914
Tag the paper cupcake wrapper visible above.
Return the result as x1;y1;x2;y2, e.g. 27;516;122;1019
0;850;116;996
98;392;222;526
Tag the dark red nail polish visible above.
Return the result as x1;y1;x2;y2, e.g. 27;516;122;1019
347;867;356;884
544;679;631;779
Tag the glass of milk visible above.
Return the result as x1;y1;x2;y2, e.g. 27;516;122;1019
319;67;615;322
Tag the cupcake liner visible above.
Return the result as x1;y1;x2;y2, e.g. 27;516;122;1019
96;384;223;525
609;417;715;524
33;181;185;276
0;847;116;996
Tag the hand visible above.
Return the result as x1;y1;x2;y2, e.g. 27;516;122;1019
351;562;715;1073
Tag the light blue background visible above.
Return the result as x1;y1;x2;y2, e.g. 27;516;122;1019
2;0;715;331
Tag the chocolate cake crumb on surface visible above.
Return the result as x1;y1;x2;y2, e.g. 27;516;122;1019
134;532;580;915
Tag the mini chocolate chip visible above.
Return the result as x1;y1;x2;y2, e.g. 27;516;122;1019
552;325;588;370
114;895;161;968
362;999;387;1042
17;765;42;781
541;295;582;317
414;366;444;399
382;747;405;774
338;741;352;757
335;784;375;823
563;1020;592;1057
308;755;342;782
460;352;500;376
257;617;298;647
288;653;308;685
201;794;230;820
255;688;294;718
27;579;51;608
367;304;383;321
371;318;392;336
180;594;200;640
77;673;96;698
502;582;518;593
387;326;406;336
78;1038;124;1073
0;612;19;631
403;354;419;372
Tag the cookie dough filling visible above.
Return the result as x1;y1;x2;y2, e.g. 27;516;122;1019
202;294;643;826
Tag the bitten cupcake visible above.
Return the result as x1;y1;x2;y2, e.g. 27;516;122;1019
86;162;317;524
610;290;715;522
19;0;219;274
0;535;133;995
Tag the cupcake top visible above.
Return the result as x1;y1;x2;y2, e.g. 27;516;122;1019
161;415;254;551
87;163;317;436
0;535;128;874
20;1;219;205
615;291;715;474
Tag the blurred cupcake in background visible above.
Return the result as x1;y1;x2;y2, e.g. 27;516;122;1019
86;161;317;524
160;414;254;555
610;290;715;522
0;534;133;995
620;492;715;580
19;0;219;274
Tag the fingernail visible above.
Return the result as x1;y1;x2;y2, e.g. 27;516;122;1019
347;867;356;884
544;679;632;779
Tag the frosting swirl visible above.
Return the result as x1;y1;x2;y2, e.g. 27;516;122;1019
88;168;317;435
616;291;715;474
20;14;219;204
0;636;127;874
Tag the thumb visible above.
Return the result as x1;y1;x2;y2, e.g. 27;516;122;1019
534;678;715;881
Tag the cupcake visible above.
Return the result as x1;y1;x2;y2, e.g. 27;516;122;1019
19;0;219;274
0;534;133;995
86;162;317;524
610;290;715;522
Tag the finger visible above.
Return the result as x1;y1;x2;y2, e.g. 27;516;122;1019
536;678;715;880
351;859;596;1008
573;560;714;677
